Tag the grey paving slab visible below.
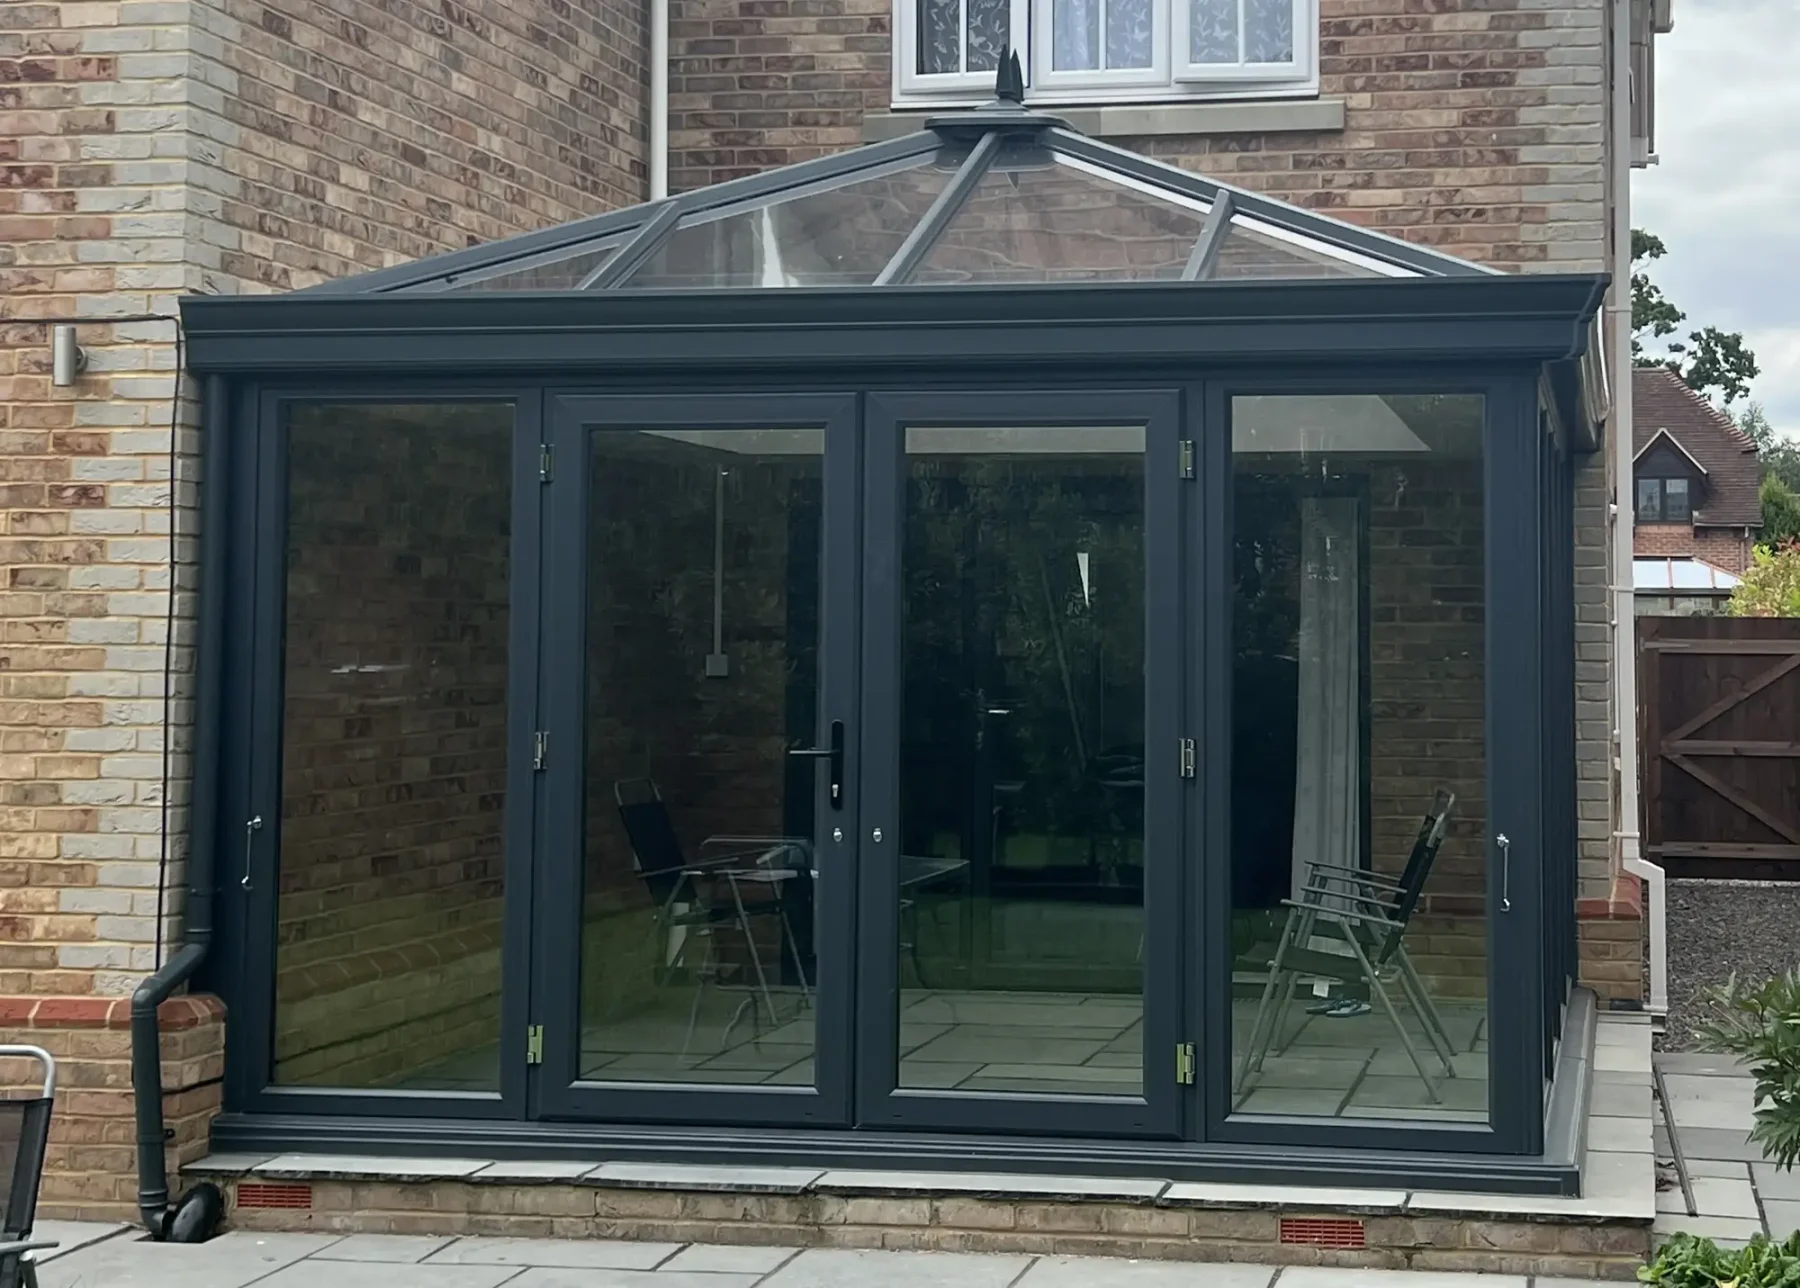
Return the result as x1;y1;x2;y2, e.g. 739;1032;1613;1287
1763;1199;1800;1238
1015;1255;1274;1285
424;1237;679;1269
1583;1114;1653;1154
1754;1161;1800;1201
1677;1157;1751;1180
1667;1126;1765;1163
1656;1175;1758;1220
506;1271;762;1288
590;1163;823;1192
256;1263;523;1288
1277;1269;1526;1287
313;1234;459;1263
183;1153;276;1176
38;1232;342;1288
1655;1053;1751;1077
1161;1182;1406;1211
469;1161;601;1182
658;1244;802;1273
813;1170;1167;1200
1652;1212;1766;1244
256;1153;493;1180
762;1248;1031;1288
28;1221;130;1262
1661;1075;1757;1133
1589;1075;1652;1120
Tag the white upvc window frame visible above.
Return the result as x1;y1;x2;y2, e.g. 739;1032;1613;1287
891;0;1316;106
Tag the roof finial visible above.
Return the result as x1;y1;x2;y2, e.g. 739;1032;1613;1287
994;46;1025;104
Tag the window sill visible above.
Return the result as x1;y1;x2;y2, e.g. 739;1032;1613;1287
863;96;1346;143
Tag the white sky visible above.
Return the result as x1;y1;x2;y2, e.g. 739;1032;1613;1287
1632;0;1800;431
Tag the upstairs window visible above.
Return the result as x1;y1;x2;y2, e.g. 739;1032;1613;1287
896;0;1316;104
1636;476;1692;523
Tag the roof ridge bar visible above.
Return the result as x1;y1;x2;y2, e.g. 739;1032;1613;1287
582;200;683;289
872;131;1002;287
1181;192;1235;281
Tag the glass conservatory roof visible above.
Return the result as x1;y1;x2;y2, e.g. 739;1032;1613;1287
310;58;1492;298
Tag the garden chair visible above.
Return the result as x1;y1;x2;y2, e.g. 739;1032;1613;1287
0;1045;58;1288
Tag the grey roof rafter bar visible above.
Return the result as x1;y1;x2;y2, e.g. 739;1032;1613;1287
1182;193;1235;281
873;131;1002;287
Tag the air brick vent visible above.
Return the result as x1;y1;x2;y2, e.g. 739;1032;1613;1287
235;1182;313;1210
1279;1216;1367;1249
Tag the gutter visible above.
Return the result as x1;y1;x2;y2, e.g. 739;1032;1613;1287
132;373;230;1235
1608;0;1666;1016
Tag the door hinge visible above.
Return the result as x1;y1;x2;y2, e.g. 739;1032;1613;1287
1179;737;1196;778
539;444;553;483
1178;440;1195;479
1176;1042;1195;1085
526;1024;544;1065
532;730;548;771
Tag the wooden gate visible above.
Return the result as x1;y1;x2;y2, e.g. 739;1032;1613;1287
1639;617;1800;880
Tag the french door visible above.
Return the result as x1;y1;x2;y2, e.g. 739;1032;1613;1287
530;387;1186;1138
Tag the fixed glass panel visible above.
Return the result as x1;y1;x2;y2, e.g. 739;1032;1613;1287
919;0;1009;75
1664;476;1691;521
580;427;825;1085
1054;0;1154;70
1190;0;1294;62
443;245;617;292
898;425;1147;1096
915;154;1210;284
1636;476;1661;522
621;164;952;289
1211;219;1383;280
274;403;514;1090
1228;393;1490;1125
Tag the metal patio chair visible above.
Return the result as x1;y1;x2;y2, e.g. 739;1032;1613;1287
614;778;812;1061
0;1046;58;1288
1234;790;1459;1104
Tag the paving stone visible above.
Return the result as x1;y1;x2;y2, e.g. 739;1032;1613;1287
468;1161;601;1182
590;1163;822;1192
1652;1212;1766;1244
313;1234;458;1263
1678;1158;1751;1180
1655;1054;1750;1077
1586;1114;1653;1154
762;1248;1031;1287
1754;1162;1800;1201
658;1245;802;1273
28;1220;131;1262
1761;1199;1800;1239
256;1264;520;1288
255;1153;492;1180
1278;1269;1527;1287
814;1170;1168;1200
1590;1075;1652;1120
181;1153;276;1176
424;1238;679;1269
1015;1255;1275;1285
1657;1175;1758;1220
506;1271;762;1288
37;1232;342;1288
1161;1181;1406;1211
1667;1126;1765;1163
1661;1075;1757;1133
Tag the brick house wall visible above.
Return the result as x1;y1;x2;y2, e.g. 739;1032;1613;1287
0;0;645;1216
1635;521;1756;575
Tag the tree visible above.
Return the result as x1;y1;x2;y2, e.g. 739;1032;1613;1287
1632;229;1761;406
1760;478;1800;549
1727;543;1800;618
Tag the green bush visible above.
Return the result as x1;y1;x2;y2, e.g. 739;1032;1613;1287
1697;967;1800;1171
1640;1231;1800;1286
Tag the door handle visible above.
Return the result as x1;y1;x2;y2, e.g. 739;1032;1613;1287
788;720;845;810
242;815;264;890
1497;833;1511;913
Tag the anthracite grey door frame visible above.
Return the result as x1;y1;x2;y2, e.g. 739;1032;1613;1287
533;391;862;1129
225;382;544;1123
1193;371;1547;1159
855;389;1186;1140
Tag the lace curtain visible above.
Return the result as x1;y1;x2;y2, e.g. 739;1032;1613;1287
1190;0;1294;64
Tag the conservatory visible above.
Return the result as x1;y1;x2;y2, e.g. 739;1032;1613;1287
177;71;1609;1193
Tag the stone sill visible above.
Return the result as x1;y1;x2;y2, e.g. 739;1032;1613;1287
863;97;1346;144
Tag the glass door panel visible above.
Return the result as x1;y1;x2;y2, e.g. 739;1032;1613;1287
858;392;1182;1137
536;394;859;1127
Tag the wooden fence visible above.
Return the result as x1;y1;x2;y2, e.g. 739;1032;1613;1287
1639;616;1800;880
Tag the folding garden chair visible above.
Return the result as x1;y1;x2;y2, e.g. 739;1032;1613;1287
614;778;812;1061
0;1045;58;1288
1234;790;1459;1103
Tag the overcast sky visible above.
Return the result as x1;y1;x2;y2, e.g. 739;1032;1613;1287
1633;0;1800;431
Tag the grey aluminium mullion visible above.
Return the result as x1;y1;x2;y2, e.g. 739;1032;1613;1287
872;131;1002;286
1181;193;1236;282
581;201;683;289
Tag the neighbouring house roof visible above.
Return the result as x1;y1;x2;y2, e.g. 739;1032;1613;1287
1632;367;1762;528
1632;556;1742;593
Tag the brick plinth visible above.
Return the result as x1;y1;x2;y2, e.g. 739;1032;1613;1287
0;991;224;1221
213;1173;1649;1280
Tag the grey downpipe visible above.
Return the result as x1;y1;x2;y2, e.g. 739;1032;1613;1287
133;373;229;1236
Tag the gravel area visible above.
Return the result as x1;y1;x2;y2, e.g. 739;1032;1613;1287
1661;877;1800;1051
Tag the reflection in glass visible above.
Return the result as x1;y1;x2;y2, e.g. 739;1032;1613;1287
580;428;824;1086
1229;393;1489;1124
917;155;1211;284
899;426;1147;1096
274;403;514;1090
622;164;952;289
1212;220;1381;280
445;245;617;292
